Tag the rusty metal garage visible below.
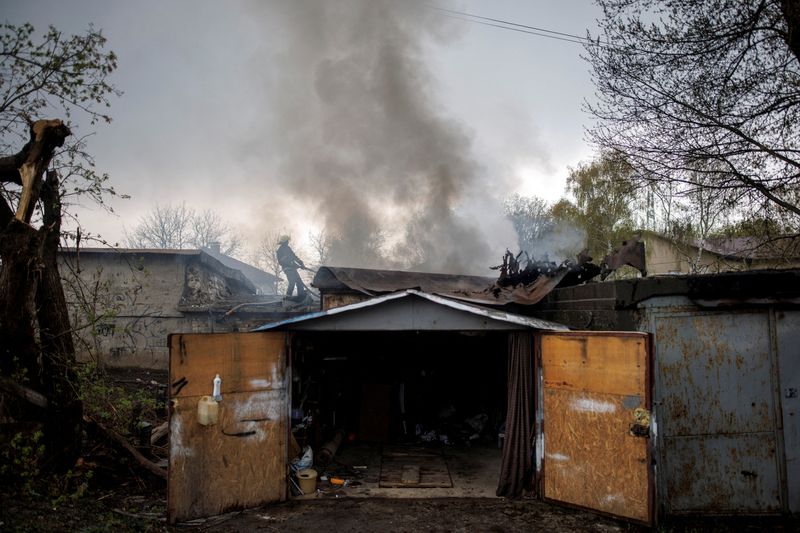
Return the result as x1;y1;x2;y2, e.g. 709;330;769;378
537;268;800;517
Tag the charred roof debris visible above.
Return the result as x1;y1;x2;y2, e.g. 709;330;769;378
485;236;645;306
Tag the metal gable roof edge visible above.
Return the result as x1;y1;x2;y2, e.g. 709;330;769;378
251;289;569;332
417;290;569;331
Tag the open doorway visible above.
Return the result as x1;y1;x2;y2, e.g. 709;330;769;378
288;330;509;498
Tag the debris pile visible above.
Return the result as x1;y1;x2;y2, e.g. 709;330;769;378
415;409;494;447
487;236;648;304
491;249;601;290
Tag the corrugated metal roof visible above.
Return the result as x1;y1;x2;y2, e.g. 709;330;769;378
252;289;569;332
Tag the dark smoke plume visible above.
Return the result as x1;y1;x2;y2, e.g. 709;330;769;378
254;0;516;274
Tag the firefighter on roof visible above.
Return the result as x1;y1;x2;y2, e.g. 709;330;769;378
276;235;308;297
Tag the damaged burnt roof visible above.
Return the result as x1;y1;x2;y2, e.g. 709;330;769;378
312;265;570;306
312;266;495;296
252;289;569;332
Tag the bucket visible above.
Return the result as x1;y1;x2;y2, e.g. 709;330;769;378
297;468;317;494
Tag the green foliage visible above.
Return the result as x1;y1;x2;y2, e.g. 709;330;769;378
553;153;638;261
713;217;794;238
0;22;123;220
0;431;96;506
0;431;45;495
76;363;159;435
50;467;93;508
0;22;118;138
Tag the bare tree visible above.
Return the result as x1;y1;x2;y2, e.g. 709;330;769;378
125;202;194;249
503;194;554;253
125;203;240;254
658;164;738;272
585;0;800;228
307;228;334;269
59;256;160;366
191;208;241;256
251;231;287;295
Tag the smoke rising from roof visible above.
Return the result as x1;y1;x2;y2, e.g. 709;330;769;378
255;0;516;274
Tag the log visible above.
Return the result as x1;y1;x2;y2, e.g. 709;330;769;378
150;422;169;445
90;417;167;480
0;376;48;408
316;429;345;466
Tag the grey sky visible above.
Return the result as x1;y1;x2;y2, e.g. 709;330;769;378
2;0;600;273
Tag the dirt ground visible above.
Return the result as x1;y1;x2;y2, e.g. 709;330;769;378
3;492;800;532
0;493;643;532
197;498;640;532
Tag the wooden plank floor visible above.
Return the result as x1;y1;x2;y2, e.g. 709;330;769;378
380;446;453;488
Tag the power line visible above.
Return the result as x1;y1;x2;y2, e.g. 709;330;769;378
443;14;592;46
429;6;612;48
433;6;589;41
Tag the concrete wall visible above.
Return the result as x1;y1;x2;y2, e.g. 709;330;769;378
59;250;255;369
643;233;800;275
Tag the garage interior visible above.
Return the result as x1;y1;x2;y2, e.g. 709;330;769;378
289;330;511;498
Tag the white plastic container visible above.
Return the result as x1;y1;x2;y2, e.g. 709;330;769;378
197;395;219;426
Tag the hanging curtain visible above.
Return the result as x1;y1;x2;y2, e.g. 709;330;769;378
496;331;534;498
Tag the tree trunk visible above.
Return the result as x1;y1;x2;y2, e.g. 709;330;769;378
0;219;42;388
0;119;80;468
36;172;82;466
781;0;800;64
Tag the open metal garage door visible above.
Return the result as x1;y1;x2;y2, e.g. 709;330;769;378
167;332;289;523
540;332;652;525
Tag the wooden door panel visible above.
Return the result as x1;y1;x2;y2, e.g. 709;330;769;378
170;332;286;398
168;332;288;523
541;332;651;524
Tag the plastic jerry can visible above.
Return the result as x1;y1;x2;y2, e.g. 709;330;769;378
197;395;219;426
